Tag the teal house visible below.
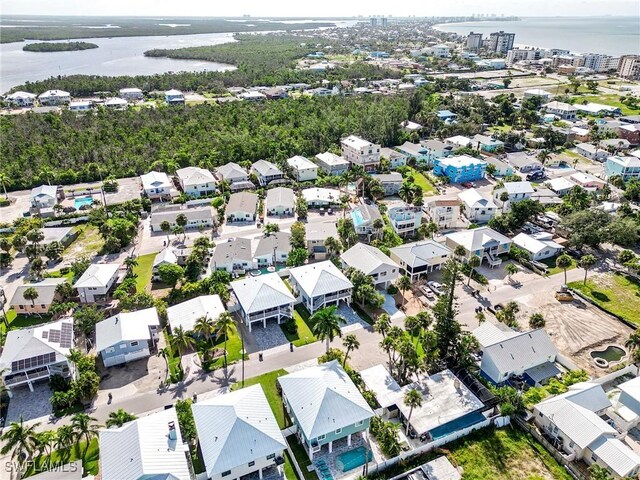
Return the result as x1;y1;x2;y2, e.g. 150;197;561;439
278;360;374;460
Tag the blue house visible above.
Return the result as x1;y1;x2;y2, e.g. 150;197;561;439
437;110;458;123
605;155;640;181
278;361;374;460
433;155;487;183
95;308;161;367
472;134;505;153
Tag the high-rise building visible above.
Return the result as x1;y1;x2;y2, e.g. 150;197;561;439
381;17;388;27
466;32;483;51
619;55;640;79
488;31;515;54
583;53;620;72
370;17;377;27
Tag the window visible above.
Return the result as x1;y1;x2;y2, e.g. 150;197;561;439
130;341;139;347
317;434;326;441
120;344;127;349
248;461;255;467
105;347;115;354
267;453;275;460
222;471;231;477
355;420;364;427
40;304;46;308
591;453;598;462
335;428;342;434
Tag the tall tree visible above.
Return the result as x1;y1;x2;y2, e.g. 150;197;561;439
556;254;573;285
403;389;423;435
579;254;597;285
0;417;40;467
23;287;39;308
374;313;391;339
466;255;481;286
215;312;236;376
106;409;137;428
70;413;101;457
342;334;360;368
311;305;346;353
397;275;412;310
170;326;196;357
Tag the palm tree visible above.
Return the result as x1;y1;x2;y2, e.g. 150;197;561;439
399;182;415;205
374;313;391;339
0;172;10;199
123;256;138;275
339;194;350;219
106;409;137;428
23;287;39;307
311;305;346;353
397;275;412;310
537;149;552;166
0;417;40;466
467;255;481;286
499;192;510;213
579;254;597;285
342;334;360;368
71;413;101;457
453;244;466;261
529;313;545;329
34;430;56;459
403;389;423;435
324;236;342;258
157;347;170;382
170;326;196;357
504;262;519;282
215;312;236;375
475;311;486;324
556;254;573;285
626;331;640;363
373;218;385;241
193;316;216;345
55;425;75;457
160;221;171;243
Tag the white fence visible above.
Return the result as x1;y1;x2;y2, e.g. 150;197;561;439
591;364;638;386
44;216;90;227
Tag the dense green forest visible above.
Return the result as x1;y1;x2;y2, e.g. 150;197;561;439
10;35;400;95
23;41;99;52
0;95;412;190
1;16;335;43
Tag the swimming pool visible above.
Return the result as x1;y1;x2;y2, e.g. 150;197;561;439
351;209;365;227
429;411;486;440
335;446;372;472
74;196;94;209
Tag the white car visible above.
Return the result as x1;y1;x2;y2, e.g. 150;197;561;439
427;281;444;296
419;285;436;300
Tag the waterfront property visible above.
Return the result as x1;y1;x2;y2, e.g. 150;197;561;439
6;91;37;107
458;189;497;224
165;89;185;105
175;166;217;197
99;407;191;480
192;385;287;480
389;240;452;282
95;307;161;367
230;273;295;331
9;278;67;315
341;242;400;289
0;318;74;396
288;261;353;314
341;135;381;172
445;227;512;267
387;203;423;237
278;361;374;460
433;155;487;183
73;263;120;304
38;89;70;106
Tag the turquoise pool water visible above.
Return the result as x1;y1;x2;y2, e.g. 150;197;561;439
351;209;365;227
429;411;486;440
74;196;94;209
335;447;372;472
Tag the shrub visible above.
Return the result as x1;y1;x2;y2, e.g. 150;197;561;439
386;284;398;294
282;319;297;335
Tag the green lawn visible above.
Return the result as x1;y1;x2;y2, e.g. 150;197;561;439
132;253;156;293
281;305;317;347
368;427;572;480
569;272;640;325
206;327;245;370
231;369;288;428
1;310;53;335
573;93;640;116
405;167;438;196
286;434;316;480
283;449;299;480
24;438;99;478
540;256;577;277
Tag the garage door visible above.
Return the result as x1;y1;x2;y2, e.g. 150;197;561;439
103;354;126;368
124;348;150;363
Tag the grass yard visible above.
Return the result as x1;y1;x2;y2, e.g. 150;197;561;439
132;253;155;293
573;93;640;116
24;438;99;478
405;167;438;196
63;225;104;261
287;434;316;480
231;369;288;428
541;256;577;277
1;310;53;337
283;449;299;480
208;327;245;369
569;272;640;325
281;305;317;347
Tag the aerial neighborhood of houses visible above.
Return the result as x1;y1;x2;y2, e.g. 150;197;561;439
2;17;640;480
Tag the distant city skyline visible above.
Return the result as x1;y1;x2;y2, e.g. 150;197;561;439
2;0;639;18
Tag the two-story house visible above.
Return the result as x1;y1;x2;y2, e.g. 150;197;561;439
215;163;254;191
252;231;291;268
314;152;350;176
74;263;120;304
278;361;375;460
458;189;497;224
370;173;403;196
38;90;71;106
141;171;173;200
424;198;461;230
175;167;217;197
544;101;577;121
445;227;512;268
472;134;505;153
387;203;423;237
211;237;253;273
493;181;535;211
390;240;452;281
341;135;381;172
266;187;295;217
605;155;640;180
433;155;487;183
395;142;432;166
96;307;161;367
351;203;382;236
341;243;400;289
165;89;185;105
230;273;295;331
380;148;408;169
226;192;258;223
287;156;318;182
288;261;353;314
251;160;285;187
150;205;214;232
306;222;339;259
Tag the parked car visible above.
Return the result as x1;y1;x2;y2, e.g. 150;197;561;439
461;182;474;189
427;281;444;296
419;285;436;300
526;171;545;181
566;248;583;259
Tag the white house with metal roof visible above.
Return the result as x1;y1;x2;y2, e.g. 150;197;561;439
193;384;287;480
287;155;318;182
389;240;452;281
226;192;258;223
167;295;226;334
341;135;381;172
153;247;178;280
278;361;374;459
314;152;350;176
0;318;74;396
141;171;173;200
100;407;191;480
38;89;71;106
9;278;67;315
95;307;161;367
266;187;295;217
6;91;37;107
251;160;285;186
302;188;341;208
30;185;58;208
480;328;559;385
230;273;295;331
471;322;517;349
512;232;564;261
545;177;578;196
445;227;512;267
457;189;497;223
176;166;217;197
288;261;353;314
493;181;535;210
341;242;400;288
534;382;640;479
74;263;120;303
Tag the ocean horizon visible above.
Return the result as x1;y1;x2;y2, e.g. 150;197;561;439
434;16;640;57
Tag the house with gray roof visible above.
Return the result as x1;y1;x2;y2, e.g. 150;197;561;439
493;181;535;210
226;192;258;223
176;166;217;197
341;243;399;288
351;203;382;236
166;295;226;334
305;221;339;259
266;187;295;217
314;152;350;176
74;263;120;303
370;172;403;196
444;227;511;267
288;261;353;314
380;147;407;169
215;163;254;191
212;237;253;273
252;231;291;267
278;361;374;460
287;156;318;182
230;273;295;331
9;278;67;315
150;205;214;232
389;240;453;281
251;160;285;186
30;185;58;208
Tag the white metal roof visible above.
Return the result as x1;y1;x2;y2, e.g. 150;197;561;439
141;171;171;190
315;152;349;167
437;155;486;169
278;360;374;439
39;90;70;98
287;155;317;171
176;166;216;186
500;181;535;195
150;206;213;228
458;188;496;209
590;437;640;477
618;377;640;412
512;232;563;256
266;187;295;208
230;273;295;315
167;295;226;333
472;322;517;349
545;177;577;193
341;243;399;276
7;91;37;100
95;307;160;352
73;263;119;289
341;135;375;150
288;260;353;297
192;385;287;478
482;329;558;381
302;188;341;204
153;247;178;268
445;227;511;252
31;184;58;200
445;135;472;147
390;240;452;268
99;407;190;480
252;160;282;177
0;318;74;372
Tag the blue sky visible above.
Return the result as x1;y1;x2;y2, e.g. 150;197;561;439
2;0;639;17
